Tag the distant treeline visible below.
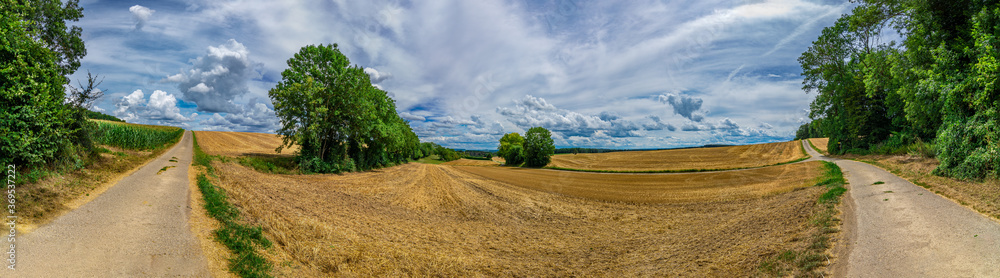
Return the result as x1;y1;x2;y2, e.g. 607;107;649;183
87;110;124;122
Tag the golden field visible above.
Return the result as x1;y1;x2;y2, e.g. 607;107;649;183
194;131;829;276
808;138;829;153
547;141;806;171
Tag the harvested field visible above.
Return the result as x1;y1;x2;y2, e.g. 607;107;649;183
548;140;806;172
210;160;827;276
808;138;829;153
457;162;824;203
441;158;501;166
193;131;297;157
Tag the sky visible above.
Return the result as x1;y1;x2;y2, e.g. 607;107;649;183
70;0;852;150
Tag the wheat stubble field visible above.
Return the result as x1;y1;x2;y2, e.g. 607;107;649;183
548;141;806;171
194;131;826;276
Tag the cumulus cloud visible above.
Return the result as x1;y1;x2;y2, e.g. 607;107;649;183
166;39;259;113
657;93;706;122
678;118;774;138
198;100;281;133
399;112;426;121
364;67;392;84
497;95;648;138
113;89;194;123
129;5;155;30
643;116;677;132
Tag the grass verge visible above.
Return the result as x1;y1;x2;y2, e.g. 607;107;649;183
193;133;274;278
759;161;846;277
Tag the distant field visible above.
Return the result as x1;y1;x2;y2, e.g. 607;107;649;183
208;157;825;276
441;158;501;166
808;138;829;153
194;131;297;157
547;141;806;172
456;161;824;203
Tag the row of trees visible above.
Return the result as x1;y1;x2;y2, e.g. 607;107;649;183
799;0;999;180
497;127;555;167
2;0;108;170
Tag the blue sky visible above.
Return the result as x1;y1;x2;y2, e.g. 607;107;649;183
71;0;850;150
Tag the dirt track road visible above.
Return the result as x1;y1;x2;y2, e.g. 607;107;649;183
803;141;1000;277
15;131;209;277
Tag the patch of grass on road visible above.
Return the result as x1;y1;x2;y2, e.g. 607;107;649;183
193;133;273;278
760;161;845;277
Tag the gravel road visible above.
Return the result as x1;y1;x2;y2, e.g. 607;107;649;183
14;130;209;277
803;140;1000;277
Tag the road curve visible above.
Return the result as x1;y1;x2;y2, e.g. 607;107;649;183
15;131;209;277
803;140;1000;277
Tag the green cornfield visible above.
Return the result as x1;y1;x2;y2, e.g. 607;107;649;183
92;120;184;150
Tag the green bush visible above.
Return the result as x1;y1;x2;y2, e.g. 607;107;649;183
523;127;555;168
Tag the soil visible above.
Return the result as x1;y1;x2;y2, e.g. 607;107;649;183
210;159;827;276
548;140;805;171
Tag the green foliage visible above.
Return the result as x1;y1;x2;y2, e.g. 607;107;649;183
1;1;73;167
269;44;419;173
92;121;183;150
497;133;525;166
801;0;998;180
85;109;122;122
794;121;824;140
523;127;555;168
12;0;87;78
434;145;461;162
933;4;1000;180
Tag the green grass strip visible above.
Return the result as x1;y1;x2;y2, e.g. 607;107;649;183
759;161;846;276
193;133;273;278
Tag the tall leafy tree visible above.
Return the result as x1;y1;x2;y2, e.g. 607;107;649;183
523;127;555;168
1;0;74;167
269;44;418;173
497;132;525;166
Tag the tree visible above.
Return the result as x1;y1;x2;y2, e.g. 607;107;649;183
523;127;555;167
497;132;525;166
66;71;105;153
12;0;86;78
269;44;419;173
1;0;74;167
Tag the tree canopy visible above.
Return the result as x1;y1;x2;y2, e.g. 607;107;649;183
269;44;419;173
497;132;525;166
1;0;79;167
523;127;555;168
801;0;999;180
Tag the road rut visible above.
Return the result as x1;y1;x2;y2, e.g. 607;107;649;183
15;131;209;277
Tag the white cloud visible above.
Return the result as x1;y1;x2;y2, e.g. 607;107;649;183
399;112;425;121
129;5;155;30
113;89;192;123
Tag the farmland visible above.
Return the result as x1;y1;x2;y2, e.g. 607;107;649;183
547;141;806;172
194;131;831;276
808;138;829;153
